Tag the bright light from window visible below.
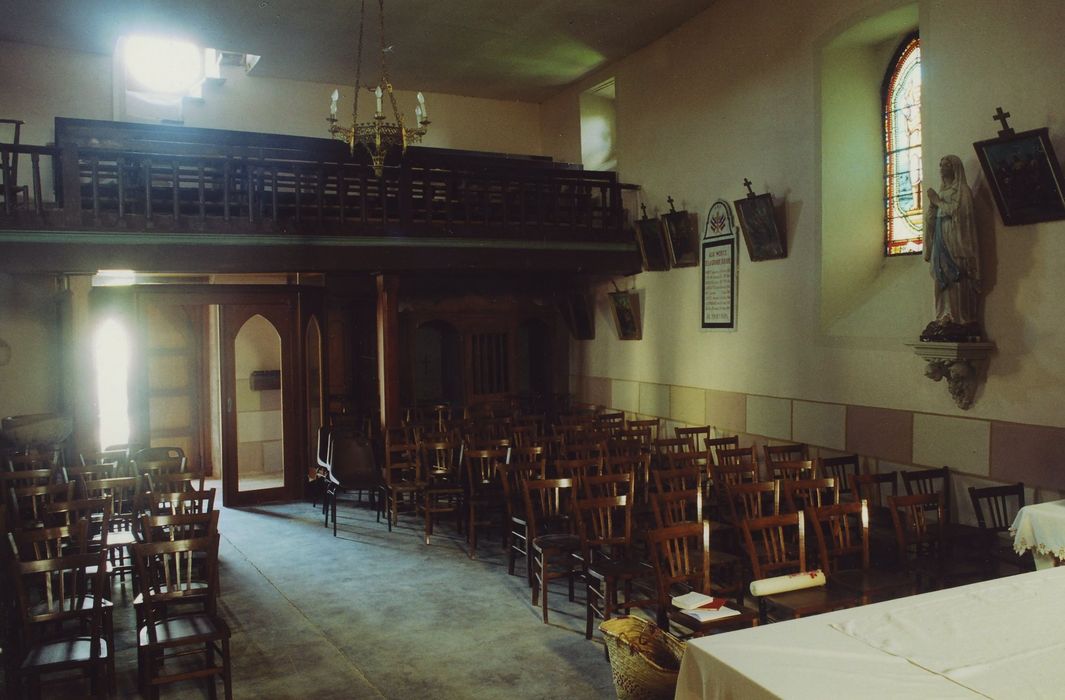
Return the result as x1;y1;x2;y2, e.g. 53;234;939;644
95;318;131;450
92;269;136;286
124;35;204;94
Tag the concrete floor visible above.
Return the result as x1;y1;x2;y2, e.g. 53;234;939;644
19;496;618;698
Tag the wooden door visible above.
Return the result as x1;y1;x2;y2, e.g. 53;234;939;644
220;302;298;506
138;302;208;472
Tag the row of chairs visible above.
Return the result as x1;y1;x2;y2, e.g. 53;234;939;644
3;506;230;697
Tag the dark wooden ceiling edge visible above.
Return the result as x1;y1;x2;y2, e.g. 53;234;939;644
0;241;642;276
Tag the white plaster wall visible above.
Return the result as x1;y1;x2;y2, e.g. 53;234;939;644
546;0;1065;429
0;274;60;420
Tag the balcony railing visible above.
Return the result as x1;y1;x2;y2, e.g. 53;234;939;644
0;119;627;245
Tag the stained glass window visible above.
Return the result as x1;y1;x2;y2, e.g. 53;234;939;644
883;35;922;256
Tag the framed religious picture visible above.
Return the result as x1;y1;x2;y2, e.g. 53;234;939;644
559;290;595;340
608;290;642;340
734;182;786;261
635;207;671;271
661;196;699;267
973;127;1065;226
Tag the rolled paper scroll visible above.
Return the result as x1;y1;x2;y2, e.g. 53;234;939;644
749;569;826;597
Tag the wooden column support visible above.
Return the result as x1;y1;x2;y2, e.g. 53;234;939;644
376;274;401;432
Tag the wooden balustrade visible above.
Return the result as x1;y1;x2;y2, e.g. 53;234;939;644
0;119;626;245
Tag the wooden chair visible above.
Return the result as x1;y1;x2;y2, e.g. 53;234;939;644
888;492;984;591
651;488;702;528
583;471;636;499
555;456;603;490
132;534;232;699
781;477;838;514
646;520;757;636
418;440;464;545
378;441;423;531
612;428;653;455
725;480;780;524
80;476;144;586
763;443;809;474
704;436;740;466
742;512;856;623
575;493;653;639
807;500;915;604
324;428;378;535
626;418;660;443
7;547;110;698
0;118;29;208
523;477;581;624
463;448;508;558
851;471;900;565
768;459;816;482
8;482;73;530
499;453;546;582
901;466;985;547
145;489;216;516
675;425;711;448
0;469;53;491
818;455;861;501
968;482;1032;575
11;518;117;687
64;463;116;486
653;437;695;461
149;470;206;493
715;446;760;480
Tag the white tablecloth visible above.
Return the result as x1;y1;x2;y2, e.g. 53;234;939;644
1011;499;1065;568
676;566;1065;700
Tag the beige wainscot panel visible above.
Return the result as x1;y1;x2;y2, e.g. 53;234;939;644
670;385;706;426
913;414;990;477
793;401;846;451
639;383;670;419
746;396;792;441
707;390;746;434
611;379;640;415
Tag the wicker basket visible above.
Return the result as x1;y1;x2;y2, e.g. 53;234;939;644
600;616;686;700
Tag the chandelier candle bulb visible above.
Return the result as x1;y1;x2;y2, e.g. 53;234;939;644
375;86;383;116
329;89;339;118
417;92;427;121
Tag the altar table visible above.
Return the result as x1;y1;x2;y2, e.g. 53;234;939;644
1011;499;1065;570
676;566;1065;700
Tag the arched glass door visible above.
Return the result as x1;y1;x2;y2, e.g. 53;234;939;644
220;303;296;505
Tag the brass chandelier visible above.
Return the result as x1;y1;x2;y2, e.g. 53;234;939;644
327;0;429;174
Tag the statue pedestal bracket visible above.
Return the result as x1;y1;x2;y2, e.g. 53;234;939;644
906;341;995;410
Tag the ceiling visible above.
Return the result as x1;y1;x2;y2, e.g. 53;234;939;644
0;0;715;102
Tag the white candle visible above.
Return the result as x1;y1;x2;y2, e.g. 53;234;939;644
417;91;427;121
415;105;423;123
329;89;338;117
375;86;383;116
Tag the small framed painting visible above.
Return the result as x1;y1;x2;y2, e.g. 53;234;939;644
608;291;642;340
734;192;786;261
973;127;1065;226
635;216;671;271
662;209;699;268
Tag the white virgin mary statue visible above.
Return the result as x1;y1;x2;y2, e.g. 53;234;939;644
921;155;982;341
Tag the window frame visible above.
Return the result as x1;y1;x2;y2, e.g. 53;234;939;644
881;32;923;257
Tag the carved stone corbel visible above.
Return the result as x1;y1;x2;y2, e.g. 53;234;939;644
907;341;995;410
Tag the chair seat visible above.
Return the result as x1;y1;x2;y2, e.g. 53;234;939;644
831;568;914;598
532;533;580;552
96;530;137;547
134;582;210;607
587;557;651;580
138;612;230;647
23;637;109;670
764;585;857;619
30;596;113;617
670;607;759;635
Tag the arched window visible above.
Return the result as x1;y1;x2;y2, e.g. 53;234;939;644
883;34;922;256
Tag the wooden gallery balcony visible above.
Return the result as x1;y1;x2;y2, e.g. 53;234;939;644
0;118;640;275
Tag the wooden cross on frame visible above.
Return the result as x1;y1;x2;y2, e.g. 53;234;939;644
743;178;756;198
993;106;1015;138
